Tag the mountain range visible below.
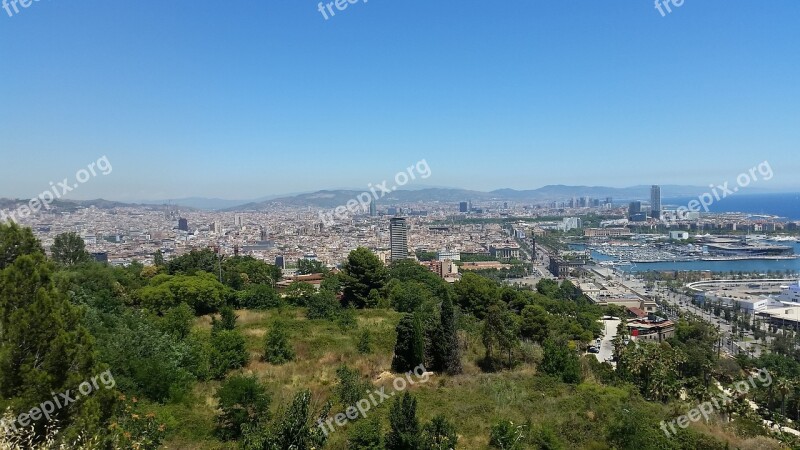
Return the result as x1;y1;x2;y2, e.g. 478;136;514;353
0;184;778;212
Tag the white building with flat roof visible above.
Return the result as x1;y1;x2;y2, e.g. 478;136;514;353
669;231;689;240
437;249;461;261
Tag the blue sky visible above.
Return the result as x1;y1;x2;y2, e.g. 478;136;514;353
1;0;799;201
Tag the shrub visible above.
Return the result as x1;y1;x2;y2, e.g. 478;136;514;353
238;284;282;309
489;420;526;450
263;321;295;365
210;330;249;379
215;375;271;441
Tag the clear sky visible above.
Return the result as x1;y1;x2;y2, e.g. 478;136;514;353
1;0;799;201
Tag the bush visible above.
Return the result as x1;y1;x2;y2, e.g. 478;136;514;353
489;420;526;450
357;329;373;355
159;303;194;339
347;415;383;450
238;284;283;309
307;290;341;320
211;306;237;333
263;321;295;364
210;330;249;379
335;365;371;410
421;415;458;450
215;375;271;441
385;392;419;450
337;306;358;331
541;339;582;384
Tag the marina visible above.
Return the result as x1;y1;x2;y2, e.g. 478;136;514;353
577;240;800;274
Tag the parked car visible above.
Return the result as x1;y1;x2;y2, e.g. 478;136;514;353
588;346;600;354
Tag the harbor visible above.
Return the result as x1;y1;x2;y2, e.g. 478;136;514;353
577;238;800;274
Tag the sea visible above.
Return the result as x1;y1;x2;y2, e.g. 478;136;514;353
663;192;800;221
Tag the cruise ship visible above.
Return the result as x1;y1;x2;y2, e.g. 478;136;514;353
777;280;800;304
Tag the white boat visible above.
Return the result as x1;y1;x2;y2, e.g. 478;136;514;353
777;280;800;303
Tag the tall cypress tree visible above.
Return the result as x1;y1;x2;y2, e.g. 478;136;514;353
391;314;424;373
436;296;462;375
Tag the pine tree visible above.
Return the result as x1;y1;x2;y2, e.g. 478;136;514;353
0;221;43;270
51;232;91;266
341;248;388;308
0;224;101;438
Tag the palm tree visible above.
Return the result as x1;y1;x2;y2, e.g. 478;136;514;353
778;378;792;420
793;380;800;424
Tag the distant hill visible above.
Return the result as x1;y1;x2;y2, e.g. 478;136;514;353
224;184;728;211
1;184;777;213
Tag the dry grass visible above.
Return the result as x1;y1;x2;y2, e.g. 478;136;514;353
167;307;787;450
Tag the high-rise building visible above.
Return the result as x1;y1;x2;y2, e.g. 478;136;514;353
389;217;408;262
260;226;269;242
628;201;642;216
650;185;662;219
369;200;377;217
459;201;469;213
275;255;286;269
178;218;188;231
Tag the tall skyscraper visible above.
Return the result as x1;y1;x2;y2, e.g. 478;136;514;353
389;217;408;262
178;218;188;232
369;200;377;217
650;185;662;219
260;226;269;242
275;255;286;269
459;201;469;213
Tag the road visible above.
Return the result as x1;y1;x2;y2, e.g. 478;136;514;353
594;317;620;367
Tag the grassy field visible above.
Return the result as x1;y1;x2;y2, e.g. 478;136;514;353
153;307;784;450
